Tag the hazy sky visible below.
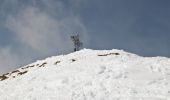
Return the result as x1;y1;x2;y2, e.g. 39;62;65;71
0;0;170;74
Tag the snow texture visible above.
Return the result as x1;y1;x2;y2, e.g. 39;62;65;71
0;49;170;100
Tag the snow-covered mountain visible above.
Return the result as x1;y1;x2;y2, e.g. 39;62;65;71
0;49;170;100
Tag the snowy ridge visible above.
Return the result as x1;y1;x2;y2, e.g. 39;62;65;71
0;49;170;100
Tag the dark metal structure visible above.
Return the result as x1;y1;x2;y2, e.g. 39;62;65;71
71;34;83;51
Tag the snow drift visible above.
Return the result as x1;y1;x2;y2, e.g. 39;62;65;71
0;49;170;100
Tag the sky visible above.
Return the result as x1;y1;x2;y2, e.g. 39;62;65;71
0;0;170;74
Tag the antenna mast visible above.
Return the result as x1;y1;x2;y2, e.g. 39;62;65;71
71;34;83;51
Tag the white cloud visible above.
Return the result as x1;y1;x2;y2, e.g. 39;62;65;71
6;6;88;54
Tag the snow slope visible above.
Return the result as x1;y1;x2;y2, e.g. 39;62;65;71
0;49;170;100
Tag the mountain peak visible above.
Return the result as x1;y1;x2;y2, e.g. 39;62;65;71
0;49;170;100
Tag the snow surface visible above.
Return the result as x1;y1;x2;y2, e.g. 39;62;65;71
0;49;170;100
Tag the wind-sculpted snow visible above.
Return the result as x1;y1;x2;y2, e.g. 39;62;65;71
0;49;170;100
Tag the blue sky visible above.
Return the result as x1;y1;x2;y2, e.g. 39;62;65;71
0;0;170;74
